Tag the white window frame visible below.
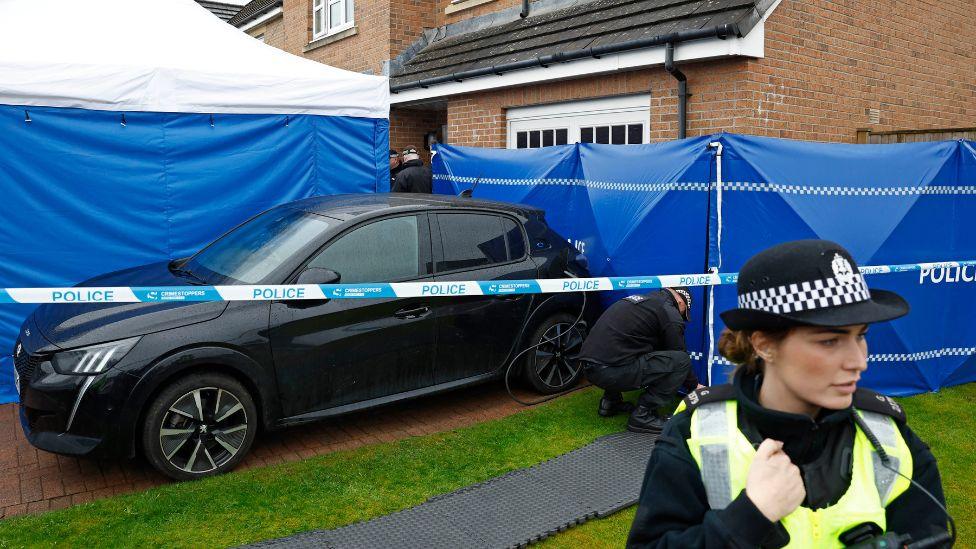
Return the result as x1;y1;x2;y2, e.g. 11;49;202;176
507;95;651;149
313;0;354;40
512;126;571;149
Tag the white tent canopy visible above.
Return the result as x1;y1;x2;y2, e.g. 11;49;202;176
0;0;388;118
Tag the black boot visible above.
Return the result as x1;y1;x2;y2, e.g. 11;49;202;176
627;405;667;434
598;397;636;417
656;405;674;421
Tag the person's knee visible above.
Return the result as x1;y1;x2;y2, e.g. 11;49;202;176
659;350;691;372
584;366;611;389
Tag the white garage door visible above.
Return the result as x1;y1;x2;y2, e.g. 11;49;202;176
507;94;651;149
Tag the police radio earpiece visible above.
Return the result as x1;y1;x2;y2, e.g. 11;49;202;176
840;413;956;548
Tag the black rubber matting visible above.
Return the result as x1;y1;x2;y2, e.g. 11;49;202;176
246;431;657;549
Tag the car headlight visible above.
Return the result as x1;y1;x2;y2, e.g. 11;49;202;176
51;337;141;376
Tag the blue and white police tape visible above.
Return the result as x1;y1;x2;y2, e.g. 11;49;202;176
1;260;974;304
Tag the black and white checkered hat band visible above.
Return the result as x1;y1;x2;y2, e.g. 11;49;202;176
737;274;871;314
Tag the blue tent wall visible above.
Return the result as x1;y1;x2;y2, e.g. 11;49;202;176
709;135;976;395
0;104;389;403
432;139;716;384
432;136;976;396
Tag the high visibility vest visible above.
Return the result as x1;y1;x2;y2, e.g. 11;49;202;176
685;399;913;548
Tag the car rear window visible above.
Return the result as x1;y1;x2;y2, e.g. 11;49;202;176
436;213;524;272
504;218;526;260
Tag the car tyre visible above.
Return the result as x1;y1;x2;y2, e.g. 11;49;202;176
142;372;257;481
523;312;587;394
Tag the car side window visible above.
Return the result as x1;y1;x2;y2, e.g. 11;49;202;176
307;215;420;283
504;218;526;260
436;213;522;272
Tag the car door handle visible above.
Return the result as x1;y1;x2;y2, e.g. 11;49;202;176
394;306;430;319
282;298;329;309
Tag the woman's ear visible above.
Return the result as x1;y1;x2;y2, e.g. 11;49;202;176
750;331;775;363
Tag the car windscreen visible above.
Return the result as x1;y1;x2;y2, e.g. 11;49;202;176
184;208;335;285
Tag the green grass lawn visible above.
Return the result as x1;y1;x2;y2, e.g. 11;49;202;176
0;383;972;548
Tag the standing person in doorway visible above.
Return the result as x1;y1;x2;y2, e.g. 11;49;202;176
392;146;432;194
627;240;949;548
577;287;701;434
388;149;402;191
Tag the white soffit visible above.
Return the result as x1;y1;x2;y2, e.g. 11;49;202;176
240;7;284;33
391;2;780;105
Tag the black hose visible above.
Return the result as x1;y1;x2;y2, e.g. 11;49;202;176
503;291;592;406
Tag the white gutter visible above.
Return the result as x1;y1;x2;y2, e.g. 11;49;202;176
239;7;283;33
391;0;783;105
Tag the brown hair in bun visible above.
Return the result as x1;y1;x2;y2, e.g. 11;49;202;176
717;327;791;377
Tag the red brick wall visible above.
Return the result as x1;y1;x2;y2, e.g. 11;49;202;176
253;1;976;147
391;0;438;59
390;107;447;164
439;0;521;26
445;61;752;147
245;15;286;49
733;0;976;142
444;0;976;146
392;0;531;59
302;0;390;74
280;0;310;56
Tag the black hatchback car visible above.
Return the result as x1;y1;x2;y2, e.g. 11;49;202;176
14;194;593;479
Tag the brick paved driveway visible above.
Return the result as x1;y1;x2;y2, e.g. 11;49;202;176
0;382;550;519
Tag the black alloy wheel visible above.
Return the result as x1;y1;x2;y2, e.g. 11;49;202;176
142;373;257;481
523;313;587;394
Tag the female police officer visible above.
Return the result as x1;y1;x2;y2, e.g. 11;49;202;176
627;240;949;548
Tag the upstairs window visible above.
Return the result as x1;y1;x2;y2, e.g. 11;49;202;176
313;0;354;39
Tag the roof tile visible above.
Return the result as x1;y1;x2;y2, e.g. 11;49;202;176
392;0;760;87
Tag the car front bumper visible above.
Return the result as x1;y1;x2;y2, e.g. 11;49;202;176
16;342;140;459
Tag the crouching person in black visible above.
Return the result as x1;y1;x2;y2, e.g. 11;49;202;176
577;287;702;434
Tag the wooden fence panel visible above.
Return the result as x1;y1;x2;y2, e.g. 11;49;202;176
857;128;976;144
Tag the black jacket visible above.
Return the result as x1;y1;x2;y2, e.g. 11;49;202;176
391;159;432;193
578;290;688;365
389;164;404;190
577;290;697;389
627;371;948;548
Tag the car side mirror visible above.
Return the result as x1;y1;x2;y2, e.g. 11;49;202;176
297;268;340;285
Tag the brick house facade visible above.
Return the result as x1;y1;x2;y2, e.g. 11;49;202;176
230;0;976;162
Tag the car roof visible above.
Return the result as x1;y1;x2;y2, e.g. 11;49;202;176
286;193;544;222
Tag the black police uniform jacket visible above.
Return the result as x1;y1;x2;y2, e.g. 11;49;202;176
577;290;699;390
391;159;432;193
389;164;404;190
626;371;947;548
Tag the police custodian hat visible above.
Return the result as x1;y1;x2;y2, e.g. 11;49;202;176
720;240;909;331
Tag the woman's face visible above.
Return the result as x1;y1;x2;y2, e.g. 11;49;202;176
759;324;870;412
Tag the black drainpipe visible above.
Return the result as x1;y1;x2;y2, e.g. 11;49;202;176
665;41;689;140
520;0;530;18
391;24;739;94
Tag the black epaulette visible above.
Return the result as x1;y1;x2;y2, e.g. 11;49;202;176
681;384;736;413
853;387;906;423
